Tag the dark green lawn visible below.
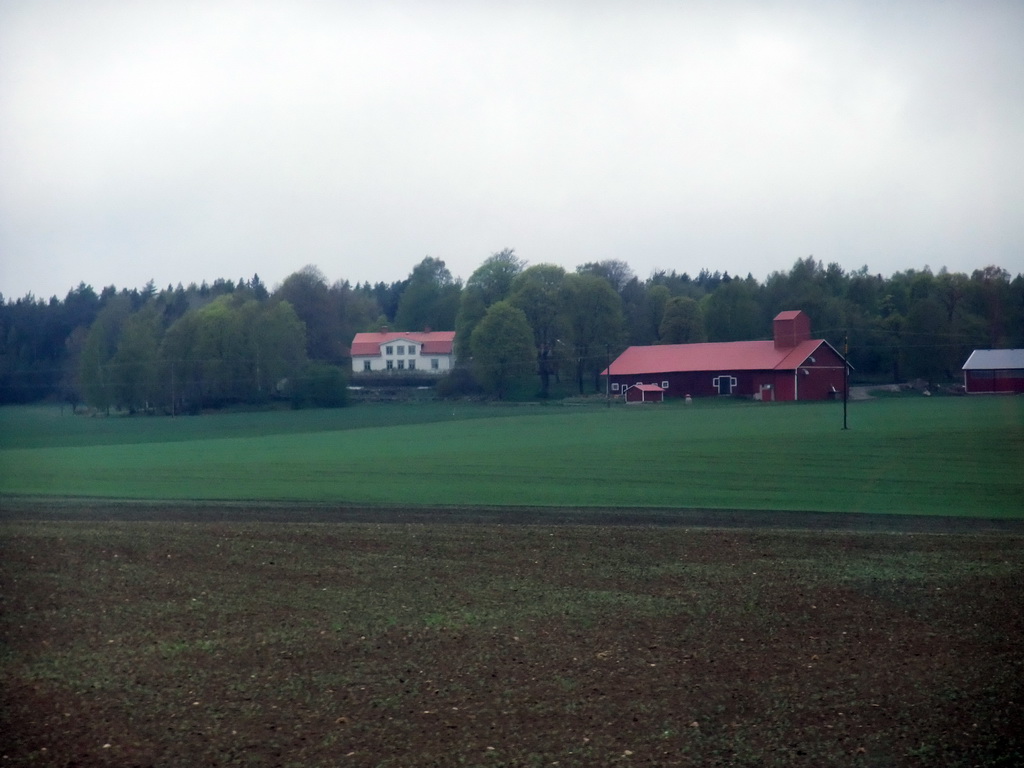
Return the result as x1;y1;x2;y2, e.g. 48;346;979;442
1;397;1021;516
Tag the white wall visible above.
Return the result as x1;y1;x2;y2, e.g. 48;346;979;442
352;350;454;374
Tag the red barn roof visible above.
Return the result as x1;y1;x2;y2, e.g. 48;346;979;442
604;338;826;376
351;331;455;356
602;311;850;378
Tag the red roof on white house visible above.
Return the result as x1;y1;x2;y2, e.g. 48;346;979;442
350;331;455;357
604;338;827;376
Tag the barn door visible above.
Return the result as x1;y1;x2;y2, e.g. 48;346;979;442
713;375;737;395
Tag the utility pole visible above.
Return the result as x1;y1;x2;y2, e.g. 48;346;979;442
606;343;611;408
843;332;849;430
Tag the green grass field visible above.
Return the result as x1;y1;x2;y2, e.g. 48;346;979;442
1;397;1022;516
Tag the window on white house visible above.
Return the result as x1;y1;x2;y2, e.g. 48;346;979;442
398;360;405;370
385;346;393;355
409;345;417;354
386;360;393;370
363;360;371;371
397;345;405;354
408;360;416;370
431;358;439;370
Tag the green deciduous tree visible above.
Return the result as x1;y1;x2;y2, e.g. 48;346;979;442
246;299;308;399
274;266;344;363
112;306;162;412
659;296;706;344
970;265;1012;346
561;273;625;393
470;301;536;399
455;249;525;359
575;259;635;293
510;264;568;398
79;295;133;412
394;257;462;333
273;267;377;368
703;278;763;342
160;296;306;411
160;308;203;413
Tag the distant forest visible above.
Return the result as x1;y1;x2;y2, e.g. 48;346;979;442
1;253;1021;409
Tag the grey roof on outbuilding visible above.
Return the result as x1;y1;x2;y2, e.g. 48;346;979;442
962;349;1024;371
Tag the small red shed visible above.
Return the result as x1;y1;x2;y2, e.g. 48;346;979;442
623;383;665;403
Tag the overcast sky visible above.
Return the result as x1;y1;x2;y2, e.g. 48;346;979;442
2;0;1022;301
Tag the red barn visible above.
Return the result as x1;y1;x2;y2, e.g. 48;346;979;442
603;310;848;402
962;349;1024;393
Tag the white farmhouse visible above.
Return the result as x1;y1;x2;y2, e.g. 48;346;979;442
350;331;456;374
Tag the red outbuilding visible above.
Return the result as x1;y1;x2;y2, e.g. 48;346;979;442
603;310;848;402
623;383;665;403
962;349;1024;394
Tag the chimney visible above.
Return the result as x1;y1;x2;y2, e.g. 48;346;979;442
773;311;811;349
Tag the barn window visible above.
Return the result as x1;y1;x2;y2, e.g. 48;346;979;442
611;382;620;392
661;381;669;389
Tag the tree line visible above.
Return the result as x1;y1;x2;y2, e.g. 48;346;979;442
1;254;1021;408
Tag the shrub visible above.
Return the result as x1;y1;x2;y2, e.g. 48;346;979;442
436;366;483;398
291;364;348;408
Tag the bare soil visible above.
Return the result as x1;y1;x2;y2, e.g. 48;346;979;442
1;501;1022;767
2;498;1022;532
